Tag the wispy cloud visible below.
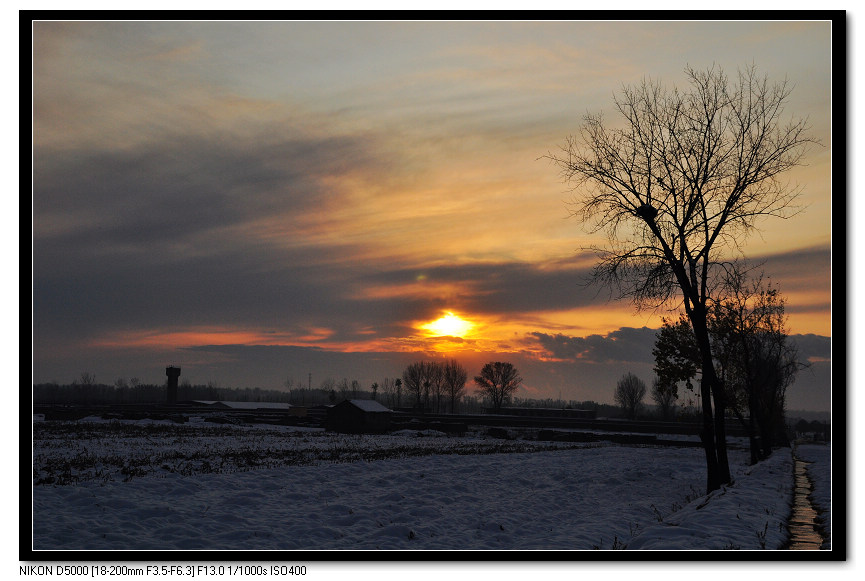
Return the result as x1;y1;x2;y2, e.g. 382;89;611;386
31;21;833;406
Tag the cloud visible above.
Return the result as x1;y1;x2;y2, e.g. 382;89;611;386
789;333;832;362
32;97;408;346
34;117;388;256
31;22;832;409
360;257;605;314
529;327;659;364
748;245;832;296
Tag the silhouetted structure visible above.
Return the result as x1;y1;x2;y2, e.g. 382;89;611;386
483;407;597;419
326;399;392;433
166;366;181;405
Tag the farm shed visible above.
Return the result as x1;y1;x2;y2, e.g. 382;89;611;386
190;401;307;424
326;399;393;434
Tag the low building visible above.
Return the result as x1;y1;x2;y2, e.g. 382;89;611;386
326;399;393;433
194;400;286;409
190;401;307;417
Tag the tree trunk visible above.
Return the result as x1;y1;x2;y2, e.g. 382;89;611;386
748;414;760;465
710;378;731;483
747;383;761;464
759;413;773;459
689;305;731;491
698;376;721;493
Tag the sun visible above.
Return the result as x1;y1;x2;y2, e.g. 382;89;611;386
420;312;475;338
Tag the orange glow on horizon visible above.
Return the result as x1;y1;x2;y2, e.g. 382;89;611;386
87;297;830;362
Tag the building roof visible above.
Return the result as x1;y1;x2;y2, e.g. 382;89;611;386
342;399;392;413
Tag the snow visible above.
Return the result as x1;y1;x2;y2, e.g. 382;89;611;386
30;418;832;554
626;450;794;549
795;442;833;549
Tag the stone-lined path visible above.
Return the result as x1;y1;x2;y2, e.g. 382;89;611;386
785;449;826;550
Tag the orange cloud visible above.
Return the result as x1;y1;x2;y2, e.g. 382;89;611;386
90;326;334;350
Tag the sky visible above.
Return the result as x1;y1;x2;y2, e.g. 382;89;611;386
30;19;834;411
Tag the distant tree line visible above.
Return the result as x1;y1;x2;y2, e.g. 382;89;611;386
34;372;753;422
509;397;622;418
395;359;528;414
792;419;830;442
33;374;293;406
400;359;468;413
31;368;663;418
40;350;801;429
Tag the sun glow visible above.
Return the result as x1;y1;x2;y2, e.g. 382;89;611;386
420;312;475;338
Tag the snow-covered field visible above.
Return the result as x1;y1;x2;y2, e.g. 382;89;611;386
30;417;830;552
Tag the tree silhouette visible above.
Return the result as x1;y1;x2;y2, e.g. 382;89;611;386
401;361;456;412
474;362;522;412
651;377;677;421
379;377;395;407
402;361;431;409
547;64;815;492
427;362;445;412
653;313;700;406
614;373;647;420
443;359;468;413
711;267;803;463
653;268;804;465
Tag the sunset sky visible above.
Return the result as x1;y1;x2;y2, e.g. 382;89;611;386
31;19;834;410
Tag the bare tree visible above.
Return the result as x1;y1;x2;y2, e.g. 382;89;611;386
427;362;445;412
380;377;394;407
402;362;428;408
319;377;336;402
474;362;522;412
443;359;468;413
547;64;815;492
615;373;647;420
401;361;451;410
337;378;350;401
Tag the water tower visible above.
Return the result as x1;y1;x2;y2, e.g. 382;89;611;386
166;366;181;404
